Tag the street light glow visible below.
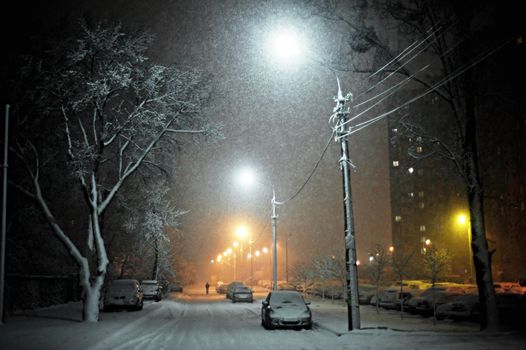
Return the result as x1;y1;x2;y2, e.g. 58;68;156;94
233;241;239;248
457;214;468;225
262;247;268;254
236;225;248;239
237;167;256;189
265;26;307;68
255;250;260;257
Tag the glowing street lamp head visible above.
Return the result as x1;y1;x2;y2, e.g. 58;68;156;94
227;248;233;255
265;26;307;68
233;241;239;248
255;250;261;257
457;214;468;225
237;167;256;189
262;247;269;254
425;239;431;246
236;225;248;239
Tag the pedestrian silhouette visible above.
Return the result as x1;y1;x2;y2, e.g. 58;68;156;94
205;281;210;295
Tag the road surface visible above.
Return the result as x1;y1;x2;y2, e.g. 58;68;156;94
1;286;525;350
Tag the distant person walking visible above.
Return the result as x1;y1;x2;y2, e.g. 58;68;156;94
205;281;210;295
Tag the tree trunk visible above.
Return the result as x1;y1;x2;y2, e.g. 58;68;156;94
82;284;102;322
463;68;499;331
467;162;499;330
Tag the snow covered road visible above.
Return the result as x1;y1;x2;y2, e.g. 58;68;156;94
1;288;525;350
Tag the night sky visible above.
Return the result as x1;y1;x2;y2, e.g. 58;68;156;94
2;0;427;277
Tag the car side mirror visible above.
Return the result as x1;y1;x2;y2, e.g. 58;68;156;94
262;300;268;306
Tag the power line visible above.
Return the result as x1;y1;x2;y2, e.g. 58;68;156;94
279;130;335;205
338;37;514;139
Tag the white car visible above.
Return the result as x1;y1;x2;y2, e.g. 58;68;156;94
141;280;162;301
104;279;144;311
261;290;312;330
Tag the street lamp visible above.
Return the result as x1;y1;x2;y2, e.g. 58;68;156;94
235;168;282;291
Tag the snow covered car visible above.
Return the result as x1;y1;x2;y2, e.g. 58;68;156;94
226;281;244;299
435;294;480;321
231;286;253;303
104;279;143;311
261;290;312;330
141;280;162;301
405;286;467;316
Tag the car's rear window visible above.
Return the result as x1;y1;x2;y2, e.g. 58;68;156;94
270;292;304;304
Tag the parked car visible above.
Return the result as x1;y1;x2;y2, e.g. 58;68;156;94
216;281;225;293
435;294;480;321
261;290;312;330
436;292;526;323
378;289;413;310
405;286;468;316
226;281;244;299
140;280;162;301
170;284;183;293
494;282;521;293
358;284;377;305
231;286;254;303
216;283;228;294
104;279;143;311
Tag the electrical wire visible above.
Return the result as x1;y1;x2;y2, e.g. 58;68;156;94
337;37;514;139
278;130;335;205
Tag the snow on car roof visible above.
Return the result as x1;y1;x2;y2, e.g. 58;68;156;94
112;279;139;285
270;291;305;303
141;280;158;284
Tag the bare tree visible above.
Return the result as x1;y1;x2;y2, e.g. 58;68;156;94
423;245;451;321
390;247;415;317
368;245;389;314
291;263;316;297
9;20;218;322
123;179;186;282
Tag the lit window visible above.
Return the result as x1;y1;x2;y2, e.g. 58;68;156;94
408;167;414;174
416;136;422;143
416;146;423;153
419;202;425;209
395;215;402;222
393;160;399;167
392;128;398;133
408;192;414;198
418;191;425;198
420;225;426;232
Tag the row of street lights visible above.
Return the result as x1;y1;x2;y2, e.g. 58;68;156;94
210;225;274;286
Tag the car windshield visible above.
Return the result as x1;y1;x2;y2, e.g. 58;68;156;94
109;280;137;291
270;291;305;305
235;287;251;292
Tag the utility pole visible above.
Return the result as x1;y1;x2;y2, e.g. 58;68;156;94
1;105;10;324
333;80;360;330
271;190;278;290
285;233;289;283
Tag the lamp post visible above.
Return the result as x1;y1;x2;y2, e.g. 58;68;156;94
236;168;281;290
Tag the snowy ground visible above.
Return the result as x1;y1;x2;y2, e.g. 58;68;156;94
1;286;525;350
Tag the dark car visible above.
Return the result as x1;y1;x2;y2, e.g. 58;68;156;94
261;290;312;330
231;286;253;303
226;281;244;299
141;280;162;301
103;279;143;311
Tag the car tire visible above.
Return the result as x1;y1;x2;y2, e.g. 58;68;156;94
304;323;312;330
